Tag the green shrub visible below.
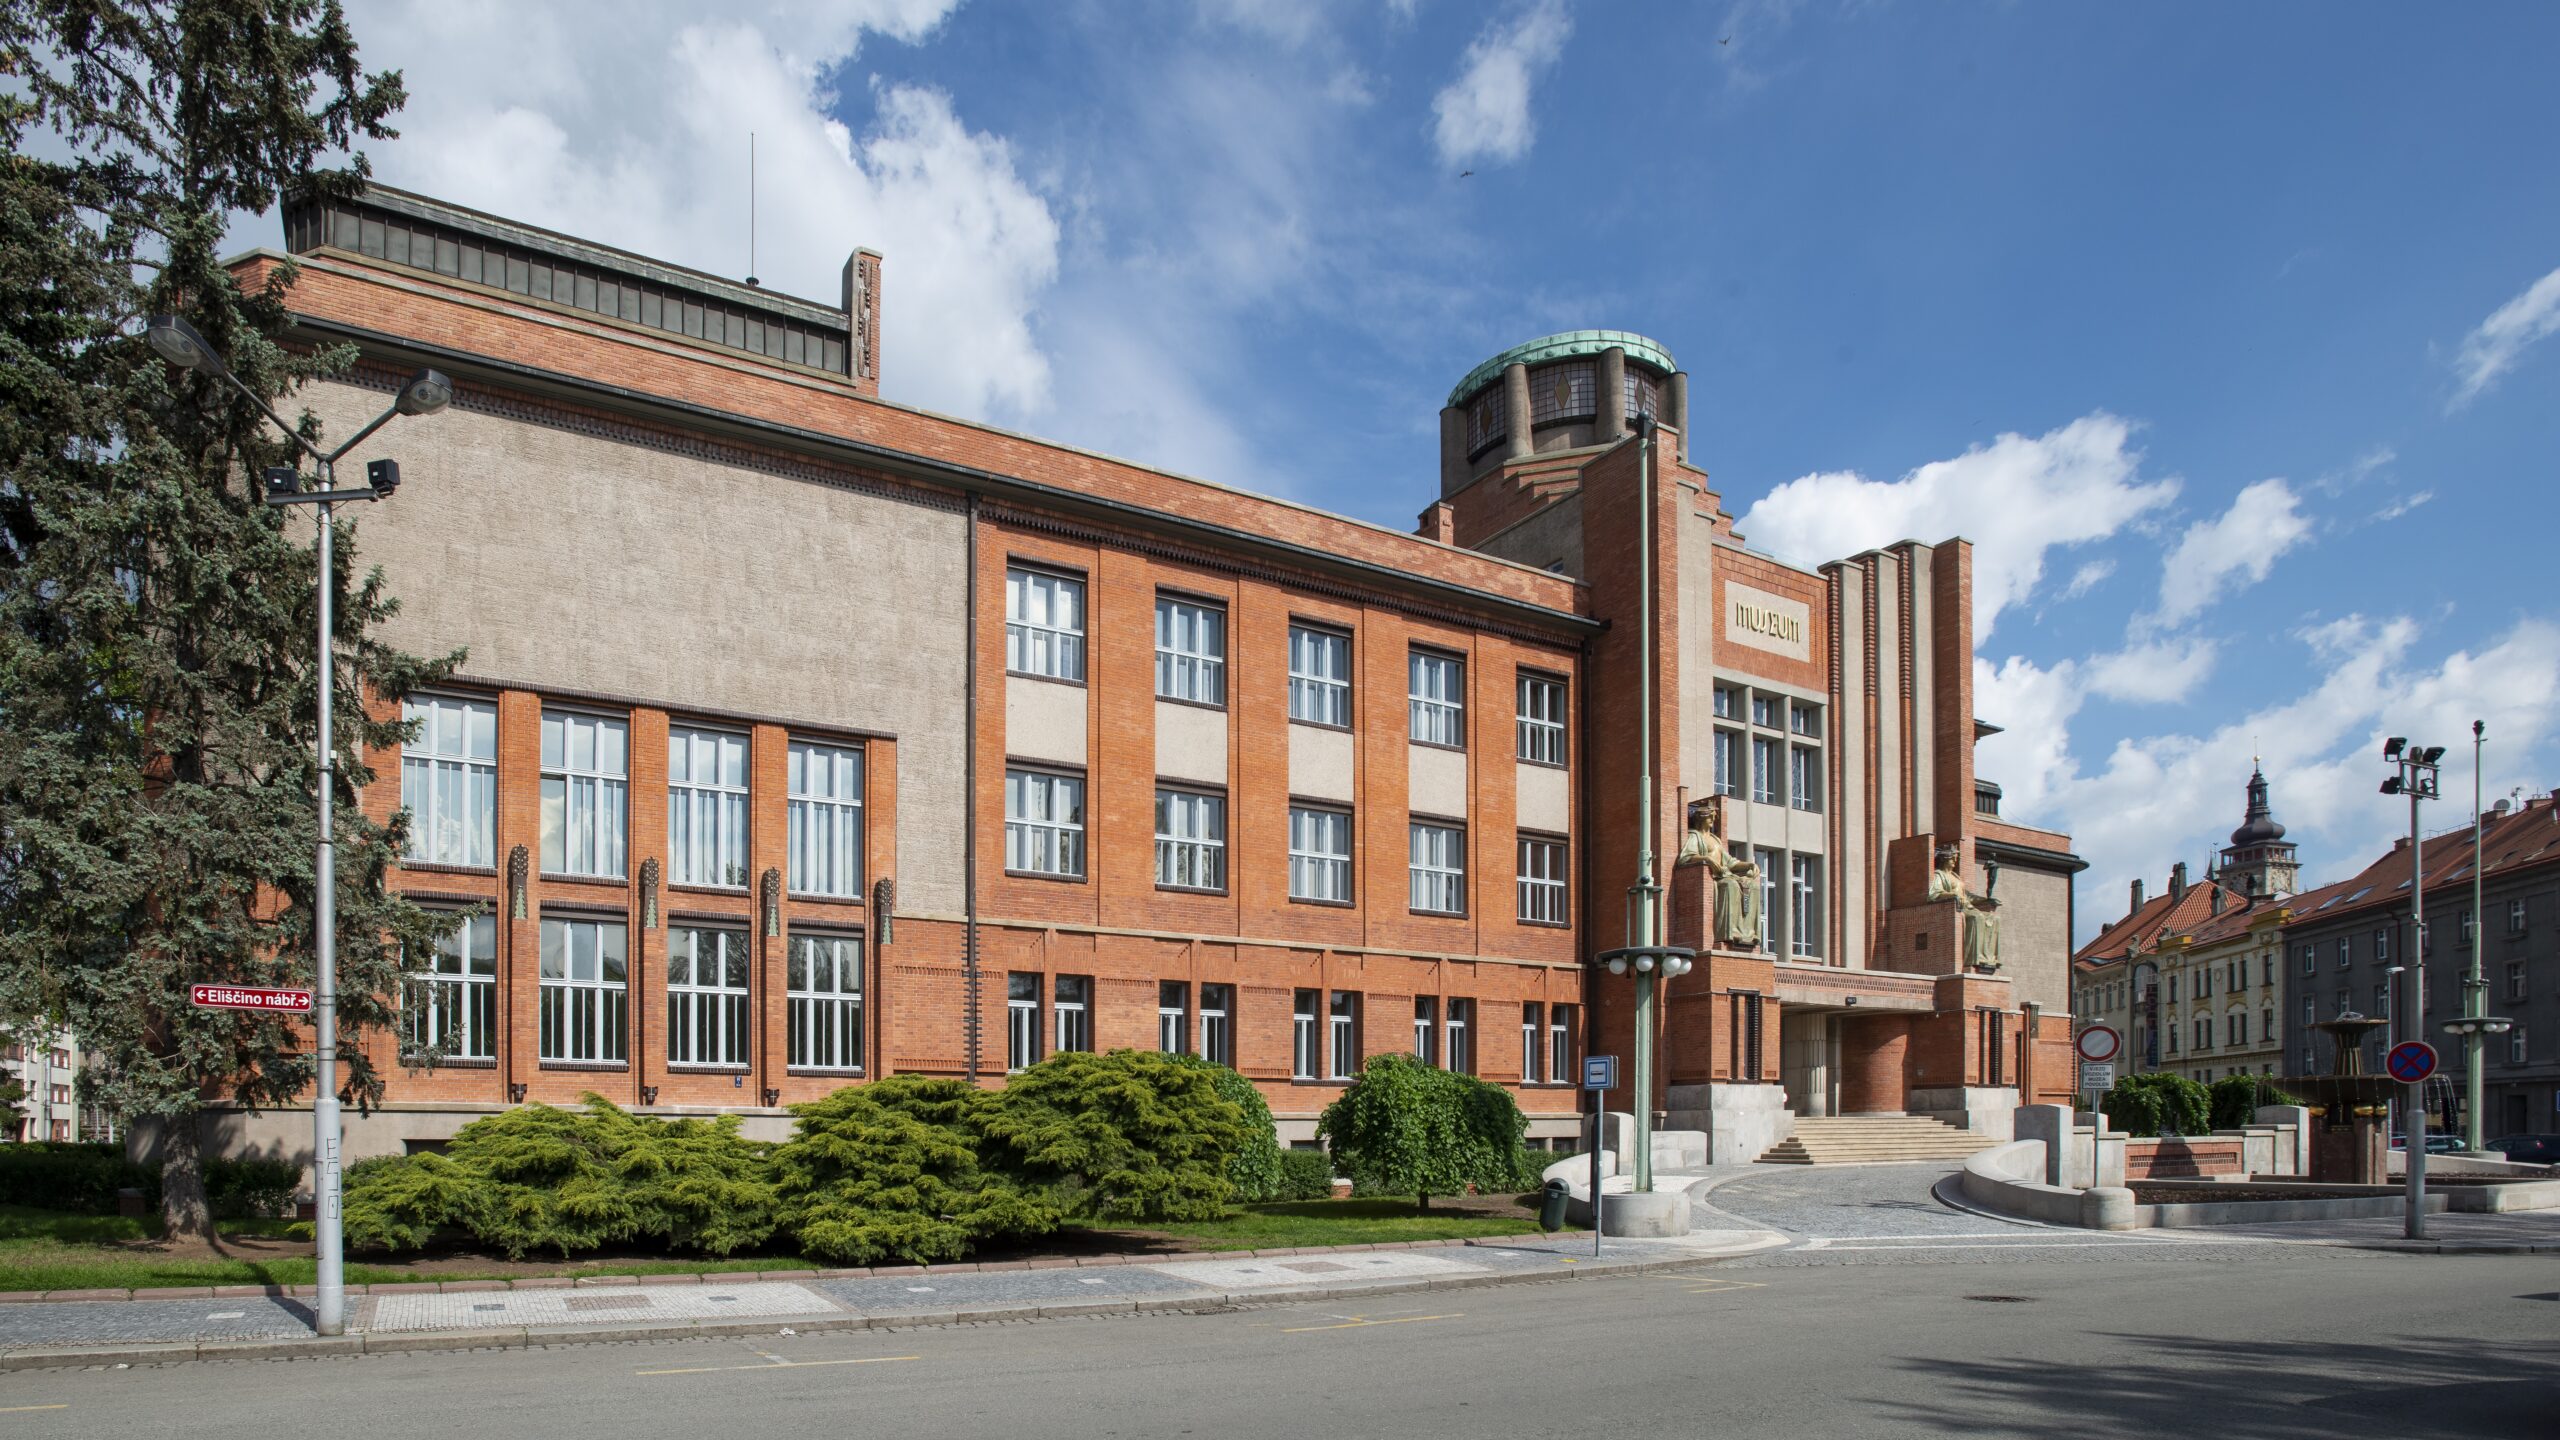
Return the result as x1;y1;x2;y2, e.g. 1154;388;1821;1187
204;1156;300;1219
982;1050;1246;1223
2207;1074;2307;1132
1171;1055;1285;1202
0;1141;154;1213
2102;1073;2212;1137
1273;1148;1336;1201
340;1096;776;1259
1317;1053;1529;1211
771;1076;1059;1266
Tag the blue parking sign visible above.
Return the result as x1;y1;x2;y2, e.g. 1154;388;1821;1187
1583;1055;1619;1091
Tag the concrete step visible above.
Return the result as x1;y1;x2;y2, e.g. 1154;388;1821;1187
1756;1113;1988;1165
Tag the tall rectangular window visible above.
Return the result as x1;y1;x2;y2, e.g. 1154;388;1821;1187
786;933;863;1071
406;914;497;1061
1755;847;1781;956
1714;729;1741;797
1550;1003;1577;1082
1409;651;1465;747
1517;672;1567;765
1410;822;1467;915
1288;625;1351;726
1750;694;1780;728
1005;769;1085;877
665;926;751;1068
1329;991;1361;1079
1293;989;1319;1079
1522;1002;1546;1082
1713;685;1739;719
1790;746;1822;813
668;727;750;888
538;917;628;1063
1054;975;1093;1054
402;696;496;867
2374;928;2390;962
1751;736;1782;805
1155;596;1227;704
2509;1023;2528;1065
1158;981;1190;1054
1789;702;1822;738
1289;806;1353;902
787;741;864;896
1790;855;1823;959
1445;998;1473;1074
1005;567;1085;680
1518;835;1568;925
2510;898;2527;934
1008;973;1042;1071
1413;996;1439;1065
1155;788;1227;892
2508;961;2527;1002
540;711;627;878
1199;983;1235;1065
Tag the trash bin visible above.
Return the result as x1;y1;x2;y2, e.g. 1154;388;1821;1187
1539;1177;1571;1232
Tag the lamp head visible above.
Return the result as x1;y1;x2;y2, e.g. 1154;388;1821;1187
1604;956;1629;976
2381;776;2402;796
2383;737;2406;761
394;368;453;416
1634;954;1656;973
262;466;297;500
2419;745;2446;765
145;314;214;371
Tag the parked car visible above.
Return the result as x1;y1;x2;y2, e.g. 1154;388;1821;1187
2484;1134;2560;1165
2388;1133;2467;1153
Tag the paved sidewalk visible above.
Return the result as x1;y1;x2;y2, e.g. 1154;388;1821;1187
0;1227;1786;1370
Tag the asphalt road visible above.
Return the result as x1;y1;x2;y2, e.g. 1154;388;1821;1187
8;1245;2553;1438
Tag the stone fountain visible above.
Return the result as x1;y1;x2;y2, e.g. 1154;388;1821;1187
2281;1014;2394;1185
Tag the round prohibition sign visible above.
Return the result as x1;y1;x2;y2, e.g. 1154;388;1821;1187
2385;1040;2438;1084
2075;1024;2121;1063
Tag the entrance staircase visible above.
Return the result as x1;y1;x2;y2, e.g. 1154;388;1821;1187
1754;1114;1987;1166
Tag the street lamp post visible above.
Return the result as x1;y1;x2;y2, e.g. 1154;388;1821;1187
147;315;449;1337
2379;736;2441;1241
2465;720;2486;1153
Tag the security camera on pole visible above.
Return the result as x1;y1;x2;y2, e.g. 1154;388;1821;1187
2378;736;2441;1241
148;316;450;1337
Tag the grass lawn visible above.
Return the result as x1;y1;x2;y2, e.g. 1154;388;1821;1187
1127;1197;1547;1251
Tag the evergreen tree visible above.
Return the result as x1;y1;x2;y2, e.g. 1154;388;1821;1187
0;1;451;1238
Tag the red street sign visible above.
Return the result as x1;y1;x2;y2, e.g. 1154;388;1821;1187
191;984;313;1013
2385;1040;2437;1084
2075;1024;2121;1063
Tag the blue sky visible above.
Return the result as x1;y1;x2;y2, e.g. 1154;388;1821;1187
319;1;2559;938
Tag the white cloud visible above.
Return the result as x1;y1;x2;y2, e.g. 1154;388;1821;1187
2059;558;2115;601
2081;638;2220;705
1429;0;1572;167
1980;615;2560;942
309;3;1059;419
2450;265;2560;409
2147;477;2312;629
1735;412;2178;640
2368;489;2434;523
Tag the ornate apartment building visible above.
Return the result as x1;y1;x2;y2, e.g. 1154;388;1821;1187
188;188;2083;1167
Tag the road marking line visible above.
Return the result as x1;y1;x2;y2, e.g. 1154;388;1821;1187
1280;1312;1464;1333
1810;1242;2166;1252
636;1355;920;1377
0;1405;70;1414
206;1310;246;1320
1682;1279;1768;1294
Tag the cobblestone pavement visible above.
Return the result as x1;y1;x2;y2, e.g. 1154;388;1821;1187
0;1295;313;1349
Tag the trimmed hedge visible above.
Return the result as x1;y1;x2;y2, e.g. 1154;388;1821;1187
0;1144;300;1220
2102;1073;2213;1137
1273;1148;1336;1201
2207;1073;2307;1132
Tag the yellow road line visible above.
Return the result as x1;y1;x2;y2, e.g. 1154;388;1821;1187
636;1355;920;1377
1280;1312;1464;1333
1683;1279;1769;1294
0;1405;70;1414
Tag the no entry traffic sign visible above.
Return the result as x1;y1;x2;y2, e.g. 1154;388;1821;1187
191;983;313;1013
2075;1024;2121;1063
2385;1040;2438;1084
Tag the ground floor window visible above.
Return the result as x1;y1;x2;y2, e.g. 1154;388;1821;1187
1055;974;1093;1054
1522;1001;1546;1083
1008;972;1042;1071
1551;1003;1578;1081
408;913;497;1061
787;932;863;1071
1445;998;1473;1074
1330;990;1361;1078
1293;989;1320;1079
1159;981;1190;1054
1413;995;1439;1065
539;917;628;1064
1200;983;1234;1066
666;925;751;1069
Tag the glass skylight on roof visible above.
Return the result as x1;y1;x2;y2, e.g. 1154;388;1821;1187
2345;887;2372;902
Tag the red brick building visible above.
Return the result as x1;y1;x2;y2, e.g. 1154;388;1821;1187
195;189;2079;1165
